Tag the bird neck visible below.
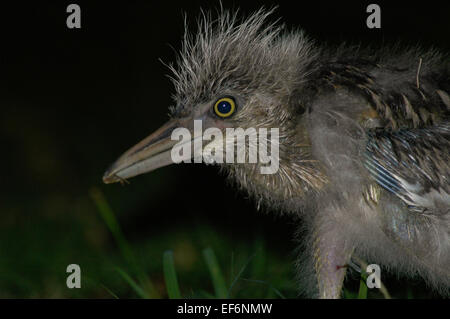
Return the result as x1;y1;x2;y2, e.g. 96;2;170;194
223;122;328;214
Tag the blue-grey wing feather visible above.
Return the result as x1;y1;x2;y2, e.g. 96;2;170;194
365;123;450;212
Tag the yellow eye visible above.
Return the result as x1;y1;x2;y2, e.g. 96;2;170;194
213;97;236;118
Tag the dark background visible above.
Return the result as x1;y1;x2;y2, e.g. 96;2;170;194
0;1;449;298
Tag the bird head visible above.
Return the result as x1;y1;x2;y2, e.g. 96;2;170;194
103;9;327;209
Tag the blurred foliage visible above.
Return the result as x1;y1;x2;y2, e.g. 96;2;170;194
0;180;438;298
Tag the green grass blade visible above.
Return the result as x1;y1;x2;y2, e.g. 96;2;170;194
343;288;357;299
163;250;182;299
100;283;120;299
90;187;159;298
228;253;255;298
352;256;391;299
406;287;414;299
241;278;286;299
197;290;216;299
357;275;368;299
90;188;135;265
203;248;227;299
251;237;266;279
115;267;150;299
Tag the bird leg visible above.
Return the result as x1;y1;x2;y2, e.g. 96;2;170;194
312;218;354;299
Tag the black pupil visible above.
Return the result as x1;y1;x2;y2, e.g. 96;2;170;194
217;100;232;114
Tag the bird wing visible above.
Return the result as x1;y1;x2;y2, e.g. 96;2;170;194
364;123;450;212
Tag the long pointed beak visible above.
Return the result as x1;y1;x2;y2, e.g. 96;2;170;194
103;118;187;184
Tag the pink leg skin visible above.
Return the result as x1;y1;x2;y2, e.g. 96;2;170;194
312;223;353;299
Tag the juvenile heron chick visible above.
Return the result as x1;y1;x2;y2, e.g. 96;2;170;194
103;9;450;298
